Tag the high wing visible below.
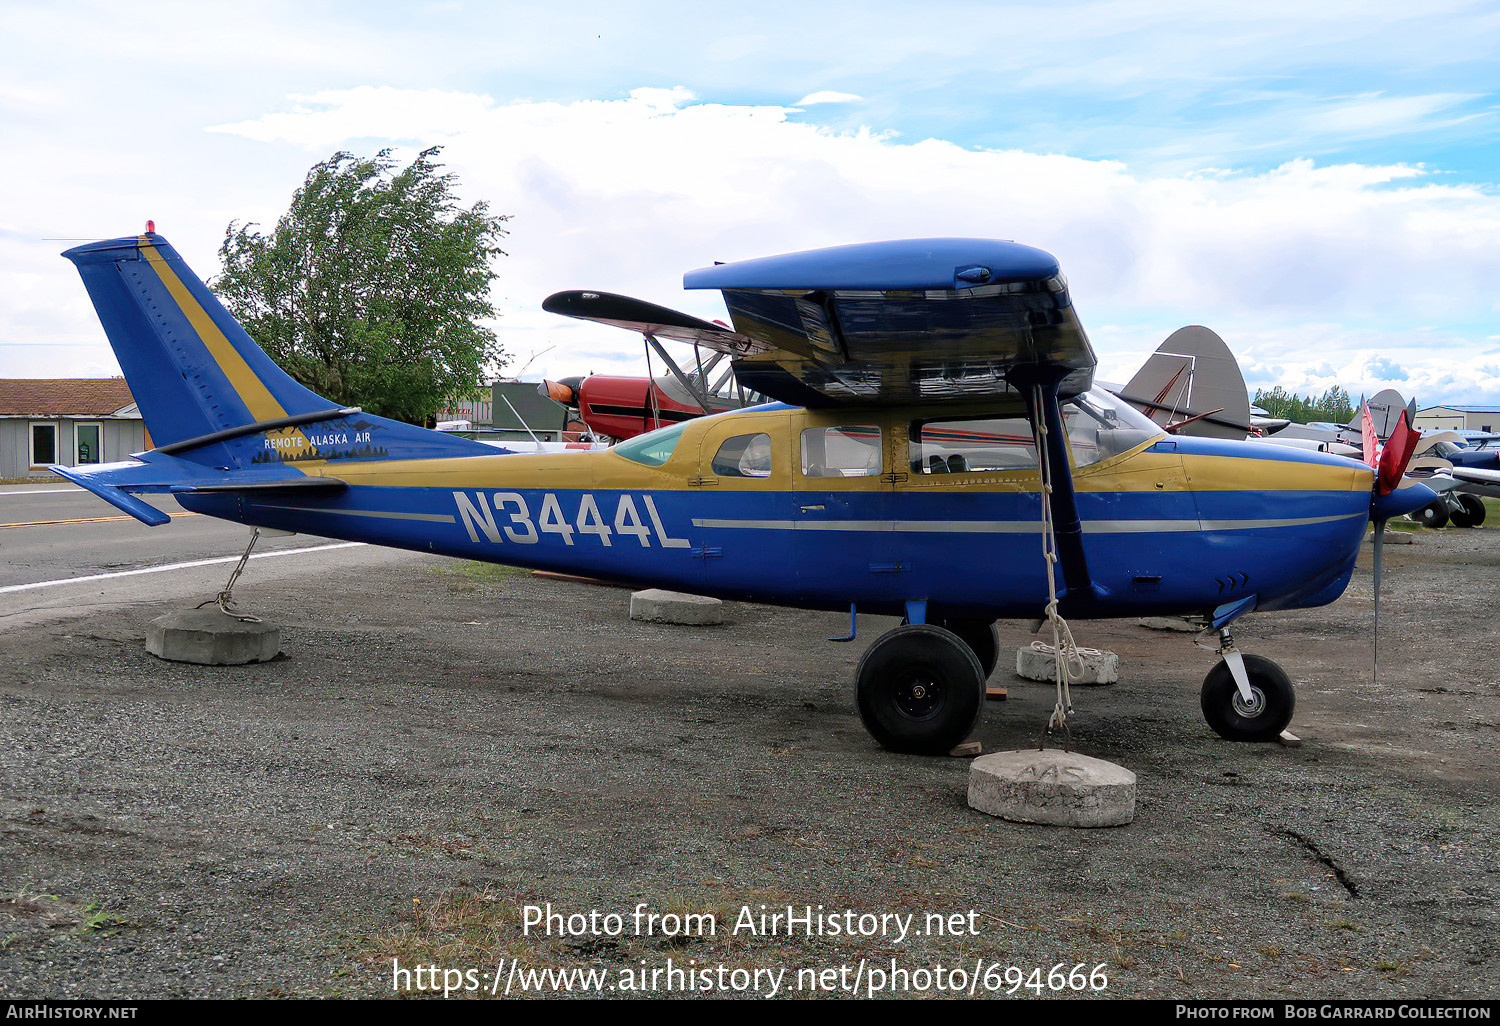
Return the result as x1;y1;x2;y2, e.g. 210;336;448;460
548;238;1095;407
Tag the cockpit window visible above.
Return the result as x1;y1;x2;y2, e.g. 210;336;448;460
1063;388;1164;466
613;421;689;467
910;389;1161;475
910;417;1037;474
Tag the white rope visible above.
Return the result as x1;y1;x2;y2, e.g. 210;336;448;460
1031;383;1080;742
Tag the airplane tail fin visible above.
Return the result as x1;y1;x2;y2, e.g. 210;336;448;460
1117;326;1251;439
62;233;495;471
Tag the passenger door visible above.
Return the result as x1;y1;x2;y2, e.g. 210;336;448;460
790;414;896;607
690;417;791;596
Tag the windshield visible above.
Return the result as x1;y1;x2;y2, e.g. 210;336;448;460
1064;387;1165;465
613;421;689;467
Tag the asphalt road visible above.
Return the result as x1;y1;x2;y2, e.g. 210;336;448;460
0;484;346;587
0;483;427;631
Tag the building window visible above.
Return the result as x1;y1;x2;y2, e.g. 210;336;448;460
30;423;57;466
75;422;102;465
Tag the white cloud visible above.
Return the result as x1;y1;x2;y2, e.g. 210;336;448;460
9;84;1500;408
794;91;864;105
190;87;1500;404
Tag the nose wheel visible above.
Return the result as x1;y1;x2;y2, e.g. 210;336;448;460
1200;653;1295;742
855;624;986;754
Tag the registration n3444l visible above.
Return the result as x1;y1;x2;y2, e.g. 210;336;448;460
57;233;1433;754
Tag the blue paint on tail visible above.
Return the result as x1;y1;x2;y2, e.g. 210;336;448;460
63;233;495;469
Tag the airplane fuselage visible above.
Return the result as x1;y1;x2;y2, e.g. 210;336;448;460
179;396;1375;623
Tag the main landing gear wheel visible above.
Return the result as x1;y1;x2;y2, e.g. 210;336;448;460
900;616;1001;678
939;619;1002;679
1450;493;1487;529
1200;654;1295;742
1413;500;1448;529
855;624;986;755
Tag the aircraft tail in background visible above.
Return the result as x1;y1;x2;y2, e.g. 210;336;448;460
1115;325;1252;440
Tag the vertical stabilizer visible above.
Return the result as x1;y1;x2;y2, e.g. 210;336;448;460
64;233;494;467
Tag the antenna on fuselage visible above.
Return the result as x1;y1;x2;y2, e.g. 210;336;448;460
499;394;546;453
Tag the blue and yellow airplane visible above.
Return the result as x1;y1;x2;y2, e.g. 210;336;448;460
56;232;1433;755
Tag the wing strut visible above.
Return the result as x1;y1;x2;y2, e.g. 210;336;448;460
1015;368;1097;602
1021;369;1105;741
643;333;712;413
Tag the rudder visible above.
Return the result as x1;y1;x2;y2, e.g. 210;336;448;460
64;232;494;467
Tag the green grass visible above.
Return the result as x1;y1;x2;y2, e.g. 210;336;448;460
435;561;526;582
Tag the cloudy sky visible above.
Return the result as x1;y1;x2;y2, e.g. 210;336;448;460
2;1;1498;405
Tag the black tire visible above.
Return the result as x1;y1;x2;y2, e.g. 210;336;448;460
855;624;985;755
1413;501;1448;529
940;619;1002;679
1450;493;1486;528
1200;654;1295;742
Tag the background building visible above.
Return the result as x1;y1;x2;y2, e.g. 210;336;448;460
0;379;145;480
1416;405;1500;434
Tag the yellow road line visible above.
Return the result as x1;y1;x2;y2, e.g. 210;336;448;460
0;513;202;530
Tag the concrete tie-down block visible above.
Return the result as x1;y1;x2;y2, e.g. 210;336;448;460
968;749;1137;827
629;589;725;626
1015;644;1118;685
146;608;282;666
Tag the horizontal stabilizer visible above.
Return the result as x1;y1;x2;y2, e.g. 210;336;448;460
52;455;345;527
50;464;174;526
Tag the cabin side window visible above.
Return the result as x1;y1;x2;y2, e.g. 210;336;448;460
909;417;1037;474
800;425;882;478
711;432;773;478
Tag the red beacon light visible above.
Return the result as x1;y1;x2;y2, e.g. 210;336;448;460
146;220;156;234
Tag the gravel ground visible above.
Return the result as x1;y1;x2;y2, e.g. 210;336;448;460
0;527;1496;1000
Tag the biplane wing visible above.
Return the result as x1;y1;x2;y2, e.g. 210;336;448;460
547;239;1095;408
540;291;765;354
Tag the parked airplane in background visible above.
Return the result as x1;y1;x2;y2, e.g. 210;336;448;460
539;356;758;442
56;232;1435;755
1112;326;1254;439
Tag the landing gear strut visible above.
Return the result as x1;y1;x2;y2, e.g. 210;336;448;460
1450;493;1487;529
855;624;986;755
1200;628;1295;742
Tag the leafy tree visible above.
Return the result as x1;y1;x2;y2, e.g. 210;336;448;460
1254;385;1356;425
214;147;509;424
